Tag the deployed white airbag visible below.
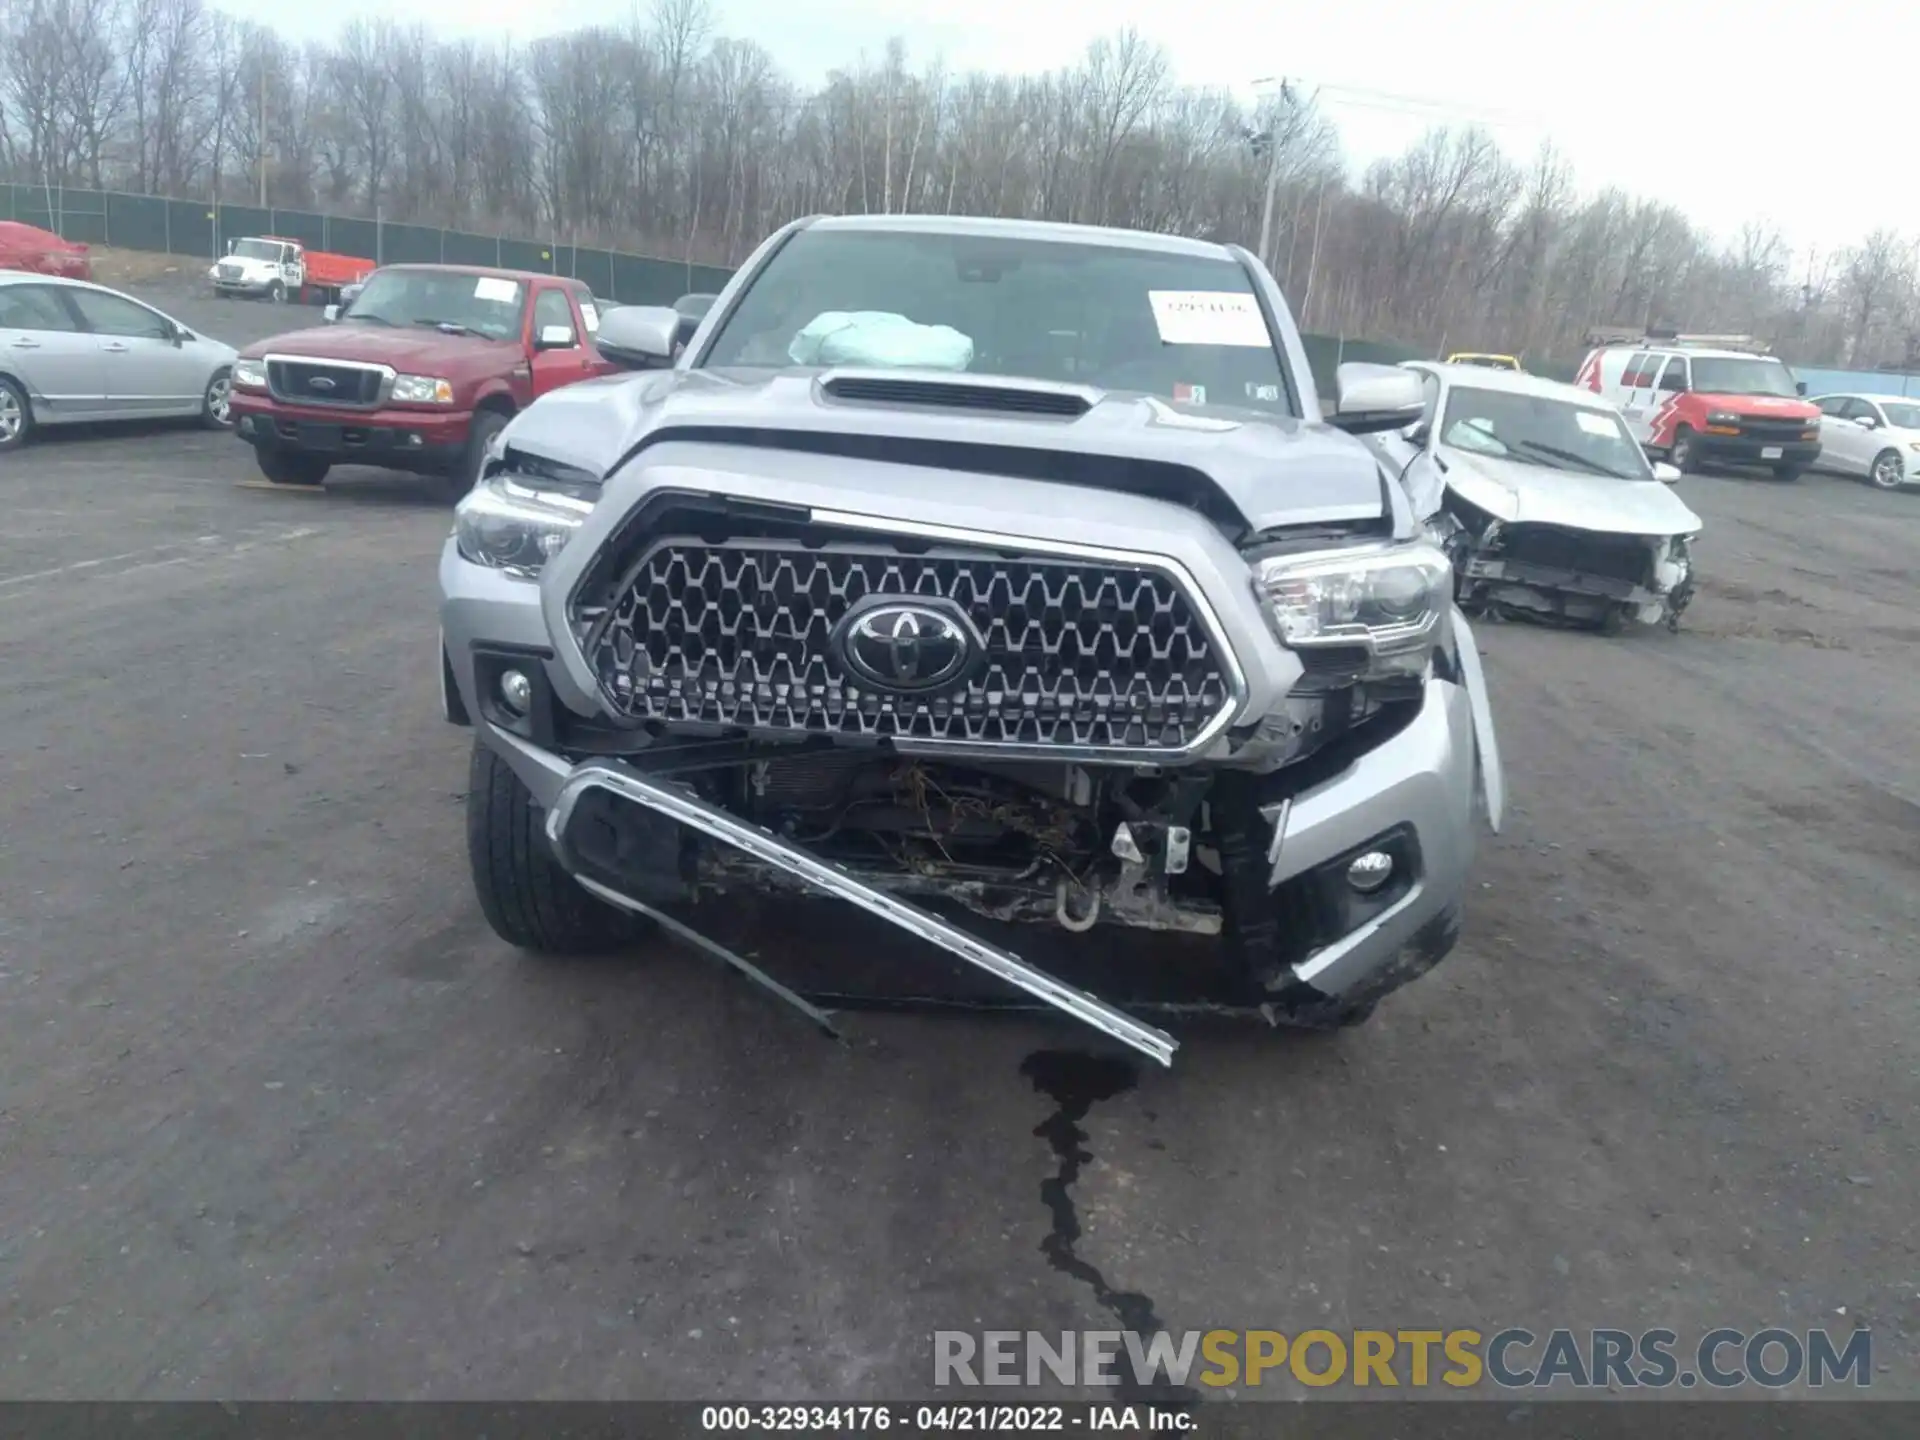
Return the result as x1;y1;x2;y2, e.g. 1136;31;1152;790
788;311;974;370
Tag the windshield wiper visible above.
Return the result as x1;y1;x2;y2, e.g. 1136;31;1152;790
412;318;474;335
1505;439;1627;479
346;312;396;326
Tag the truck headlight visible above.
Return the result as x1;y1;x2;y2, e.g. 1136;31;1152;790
392;373;455;404
455;472;596;579
1252;540;1453;679
232;358;267;390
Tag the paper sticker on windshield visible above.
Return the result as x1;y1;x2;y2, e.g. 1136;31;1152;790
1574;410;1618;436
1148;291;1269;347
474;277;520;303
579;301;600;333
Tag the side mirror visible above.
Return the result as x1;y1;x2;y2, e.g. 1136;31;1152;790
1652;461;1681;484
1400;420;1431;447
322;304;340;323
1854;414;1878;429
1326;363;1426;435
1795;381;1808;396
536;323;576;350
595;304;679;369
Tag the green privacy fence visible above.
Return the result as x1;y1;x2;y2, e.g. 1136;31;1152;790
2;182;734;307
6;181;1457;378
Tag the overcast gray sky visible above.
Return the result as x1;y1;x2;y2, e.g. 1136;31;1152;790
252;0;1909;264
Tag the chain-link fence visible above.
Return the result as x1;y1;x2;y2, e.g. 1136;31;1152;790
2;183;734;307
5;182;1467;385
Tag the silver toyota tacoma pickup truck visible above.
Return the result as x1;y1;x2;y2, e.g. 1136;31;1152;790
437;213;1505;1067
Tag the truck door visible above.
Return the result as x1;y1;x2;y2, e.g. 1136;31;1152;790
526;286;594;397
1619;350;1657;443
1646;355;1690;451
285;244;306;295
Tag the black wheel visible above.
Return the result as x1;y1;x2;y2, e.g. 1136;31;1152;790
466;743;645;954
267;280;286;304
201;367;234;430
1772;465;1804;483
1668;427;1697;474
1597;605;1628;635
440;407;510;502
1867;448;1907;490
255;448;330;486
0;375;32;452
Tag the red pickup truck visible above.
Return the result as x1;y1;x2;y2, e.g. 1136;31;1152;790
228;264;618;494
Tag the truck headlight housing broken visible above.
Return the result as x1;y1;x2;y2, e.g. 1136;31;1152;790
232;358;267;390
1251;540;1453;679
391;373;455;404
455;472;596;579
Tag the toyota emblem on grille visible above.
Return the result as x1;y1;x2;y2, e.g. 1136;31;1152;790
308;376;336;391
832;598;981;694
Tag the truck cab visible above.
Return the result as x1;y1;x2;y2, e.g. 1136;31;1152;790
227;264;619;495
210;237;306;302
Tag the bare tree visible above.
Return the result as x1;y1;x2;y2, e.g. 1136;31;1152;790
1;2;1915;368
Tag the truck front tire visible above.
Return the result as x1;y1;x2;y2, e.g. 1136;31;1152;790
441;408;509;502
466;743;646;955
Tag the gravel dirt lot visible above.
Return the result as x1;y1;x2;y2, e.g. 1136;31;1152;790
1;285;1916;1401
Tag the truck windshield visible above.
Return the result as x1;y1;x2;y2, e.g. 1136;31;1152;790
232;240;282;261
1440;387;1650;480
343;270;525;342
699;227;1296;415
1689;357;1799;398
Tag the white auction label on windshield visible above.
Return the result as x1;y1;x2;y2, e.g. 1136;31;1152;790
474;277;520;302
1574;410;1618;436
1148;290;1270;347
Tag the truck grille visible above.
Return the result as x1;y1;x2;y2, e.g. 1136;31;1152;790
1497;526;1651;586
1738;417;1814;440
216;262;243;280
579;539;1236;754
266;359;384;408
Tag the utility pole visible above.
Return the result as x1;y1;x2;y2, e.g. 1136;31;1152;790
1255;79;1289;271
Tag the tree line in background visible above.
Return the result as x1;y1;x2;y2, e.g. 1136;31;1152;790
3;0;1917;370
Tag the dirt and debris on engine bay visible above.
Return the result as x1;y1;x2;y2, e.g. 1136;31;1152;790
0;301;1914;1399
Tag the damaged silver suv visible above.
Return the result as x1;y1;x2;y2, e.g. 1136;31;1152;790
438;214;1505;1067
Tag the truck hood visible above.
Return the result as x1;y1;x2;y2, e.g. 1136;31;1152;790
240;324;524;375
493;368;1392;535
1694;392;1819;420
1441;450;1703;537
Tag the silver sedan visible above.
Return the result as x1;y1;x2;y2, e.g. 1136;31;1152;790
0;272;237;452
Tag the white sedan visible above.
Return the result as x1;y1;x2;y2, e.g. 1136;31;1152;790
0;272;236;451
1810;393;1920;490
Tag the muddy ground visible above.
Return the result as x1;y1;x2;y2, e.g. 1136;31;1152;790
0;290;1915;1400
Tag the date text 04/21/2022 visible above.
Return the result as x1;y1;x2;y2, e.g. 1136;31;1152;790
699;1404;1193;1431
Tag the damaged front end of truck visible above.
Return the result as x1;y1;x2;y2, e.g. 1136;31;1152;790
438;215;1505;1069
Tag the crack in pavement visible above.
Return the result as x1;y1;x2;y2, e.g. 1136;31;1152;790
1021;1049;1199;1407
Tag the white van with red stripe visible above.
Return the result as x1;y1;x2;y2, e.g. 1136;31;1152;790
1575;333;1821;480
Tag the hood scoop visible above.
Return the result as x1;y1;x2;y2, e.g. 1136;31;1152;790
819;369;1096;418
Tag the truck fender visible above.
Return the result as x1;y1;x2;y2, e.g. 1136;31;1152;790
470;378;520;416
